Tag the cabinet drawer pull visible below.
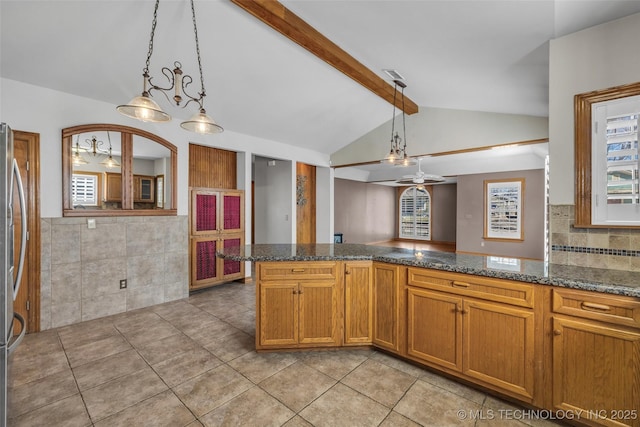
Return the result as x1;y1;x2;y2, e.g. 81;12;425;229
291;268;306;273
581;302;611;312
452;281;471;288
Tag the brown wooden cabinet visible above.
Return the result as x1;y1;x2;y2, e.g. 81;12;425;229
133;175;155;203
105;172;155;204
256;261;340;350
406;267;537;402
372;262;404;354
189;188;245;290
549;288;640;427
104;172;122;202
344;261;373;345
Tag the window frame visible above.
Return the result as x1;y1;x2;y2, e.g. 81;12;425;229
62;123;177;217
575;81;640;228
398;186;432;241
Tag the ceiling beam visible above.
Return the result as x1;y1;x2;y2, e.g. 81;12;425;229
230;0;419;115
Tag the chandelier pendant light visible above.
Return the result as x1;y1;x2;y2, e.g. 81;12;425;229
72;133;121;169
381;80;416;166
116;0;223;134
100;132;120;169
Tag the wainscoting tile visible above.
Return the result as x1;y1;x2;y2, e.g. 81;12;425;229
81;292;127;322
51;262;82;305
126;255;165;288
82;258;127;297
81;223;126;262
51;224;81;265
51;300;82;328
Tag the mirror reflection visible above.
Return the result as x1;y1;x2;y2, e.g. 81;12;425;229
132;135;172;210
71;131;122;210
64;124;177;216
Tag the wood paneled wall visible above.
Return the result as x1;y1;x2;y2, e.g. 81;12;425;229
189;144;237;189
296;162;316;243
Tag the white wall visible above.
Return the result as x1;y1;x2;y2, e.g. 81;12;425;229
316;166;334;243
0;78;332;219
331;107;548;166
254;157;293;243
548;12;640;204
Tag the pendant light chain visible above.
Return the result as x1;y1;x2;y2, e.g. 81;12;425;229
144;0;160;75
390;82;398;144
401;84;407;154
190;0;206;100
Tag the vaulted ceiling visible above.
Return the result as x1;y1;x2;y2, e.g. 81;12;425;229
2;0;640;158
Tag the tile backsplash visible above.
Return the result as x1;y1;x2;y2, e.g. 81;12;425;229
40;215;189;330
549;205;640;271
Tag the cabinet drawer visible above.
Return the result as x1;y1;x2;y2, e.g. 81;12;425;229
259;262;337;281
407;268;534;308
552;288;640;328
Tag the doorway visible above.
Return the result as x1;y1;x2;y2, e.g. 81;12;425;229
12;130;40;333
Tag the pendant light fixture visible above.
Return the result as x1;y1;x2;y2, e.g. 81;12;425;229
381;80;416;166
100;132;120;169
117;0;223;134
72;135;89;166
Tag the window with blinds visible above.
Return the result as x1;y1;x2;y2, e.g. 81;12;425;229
72;173;99;206
592;95;640;225
399;187;431;240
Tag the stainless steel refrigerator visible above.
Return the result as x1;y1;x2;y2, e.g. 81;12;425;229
0;123;27;426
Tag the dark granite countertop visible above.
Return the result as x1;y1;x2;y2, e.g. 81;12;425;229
218;243;640;298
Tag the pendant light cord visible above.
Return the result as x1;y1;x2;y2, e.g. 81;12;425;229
390;82;398;146
401;84;407;154
144;0;160;75
190;0;206;102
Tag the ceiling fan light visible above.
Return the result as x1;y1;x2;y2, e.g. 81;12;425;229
117;95;171;122
180;109;224;134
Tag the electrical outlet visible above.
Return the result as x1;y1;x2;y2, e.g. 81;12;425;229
119;279;127;289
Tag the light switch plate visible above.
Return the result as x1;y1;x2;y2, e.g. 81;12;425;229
87;219;96;229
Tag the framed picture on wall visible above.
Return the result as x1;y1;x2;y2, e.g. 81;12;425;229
484;178;524;241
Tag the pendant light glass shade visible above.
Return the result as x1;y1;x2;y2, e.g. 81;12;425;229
72;150;88;165
117;95;170;122
180;109;223;134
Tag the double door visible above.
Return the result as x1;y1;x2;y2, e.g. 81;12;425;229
189;188;244;290
258;280;339;349
406;287;535;401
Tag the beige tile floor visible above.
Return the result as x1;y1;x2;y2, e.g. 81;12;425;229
7;282;565;427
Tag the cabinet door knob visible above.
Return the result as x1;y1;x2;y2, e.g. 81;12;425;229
553;329;562;336
345;270;351;275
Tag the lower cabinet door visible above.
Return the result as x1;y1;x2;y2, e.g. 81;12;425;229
373;263;402;352
298;281;339;345
463;299;535;401
344;261;372;345
259;282;299;347
552;316;640;427
407;287;463;372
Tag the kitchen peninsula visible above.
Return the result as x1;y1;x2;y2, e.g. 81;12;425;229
219;244;640;427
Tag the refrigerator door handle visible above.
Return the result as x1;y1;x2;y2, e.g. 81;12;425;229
7;313;26;355
12;158;27;300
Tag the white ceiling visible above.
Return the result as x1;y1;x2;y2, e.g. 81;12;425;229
2;0;640;177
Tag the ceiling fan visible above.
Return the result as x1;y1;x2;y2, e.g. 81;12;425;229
396;157;445;185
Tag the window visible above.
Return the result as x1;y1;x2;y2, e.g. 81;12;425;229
575;81;640;228
71;172;99;206
399;187;431;240
592;96;640;225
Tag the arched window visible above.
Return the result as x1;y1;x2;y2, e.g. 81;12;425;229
399;187;431;240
